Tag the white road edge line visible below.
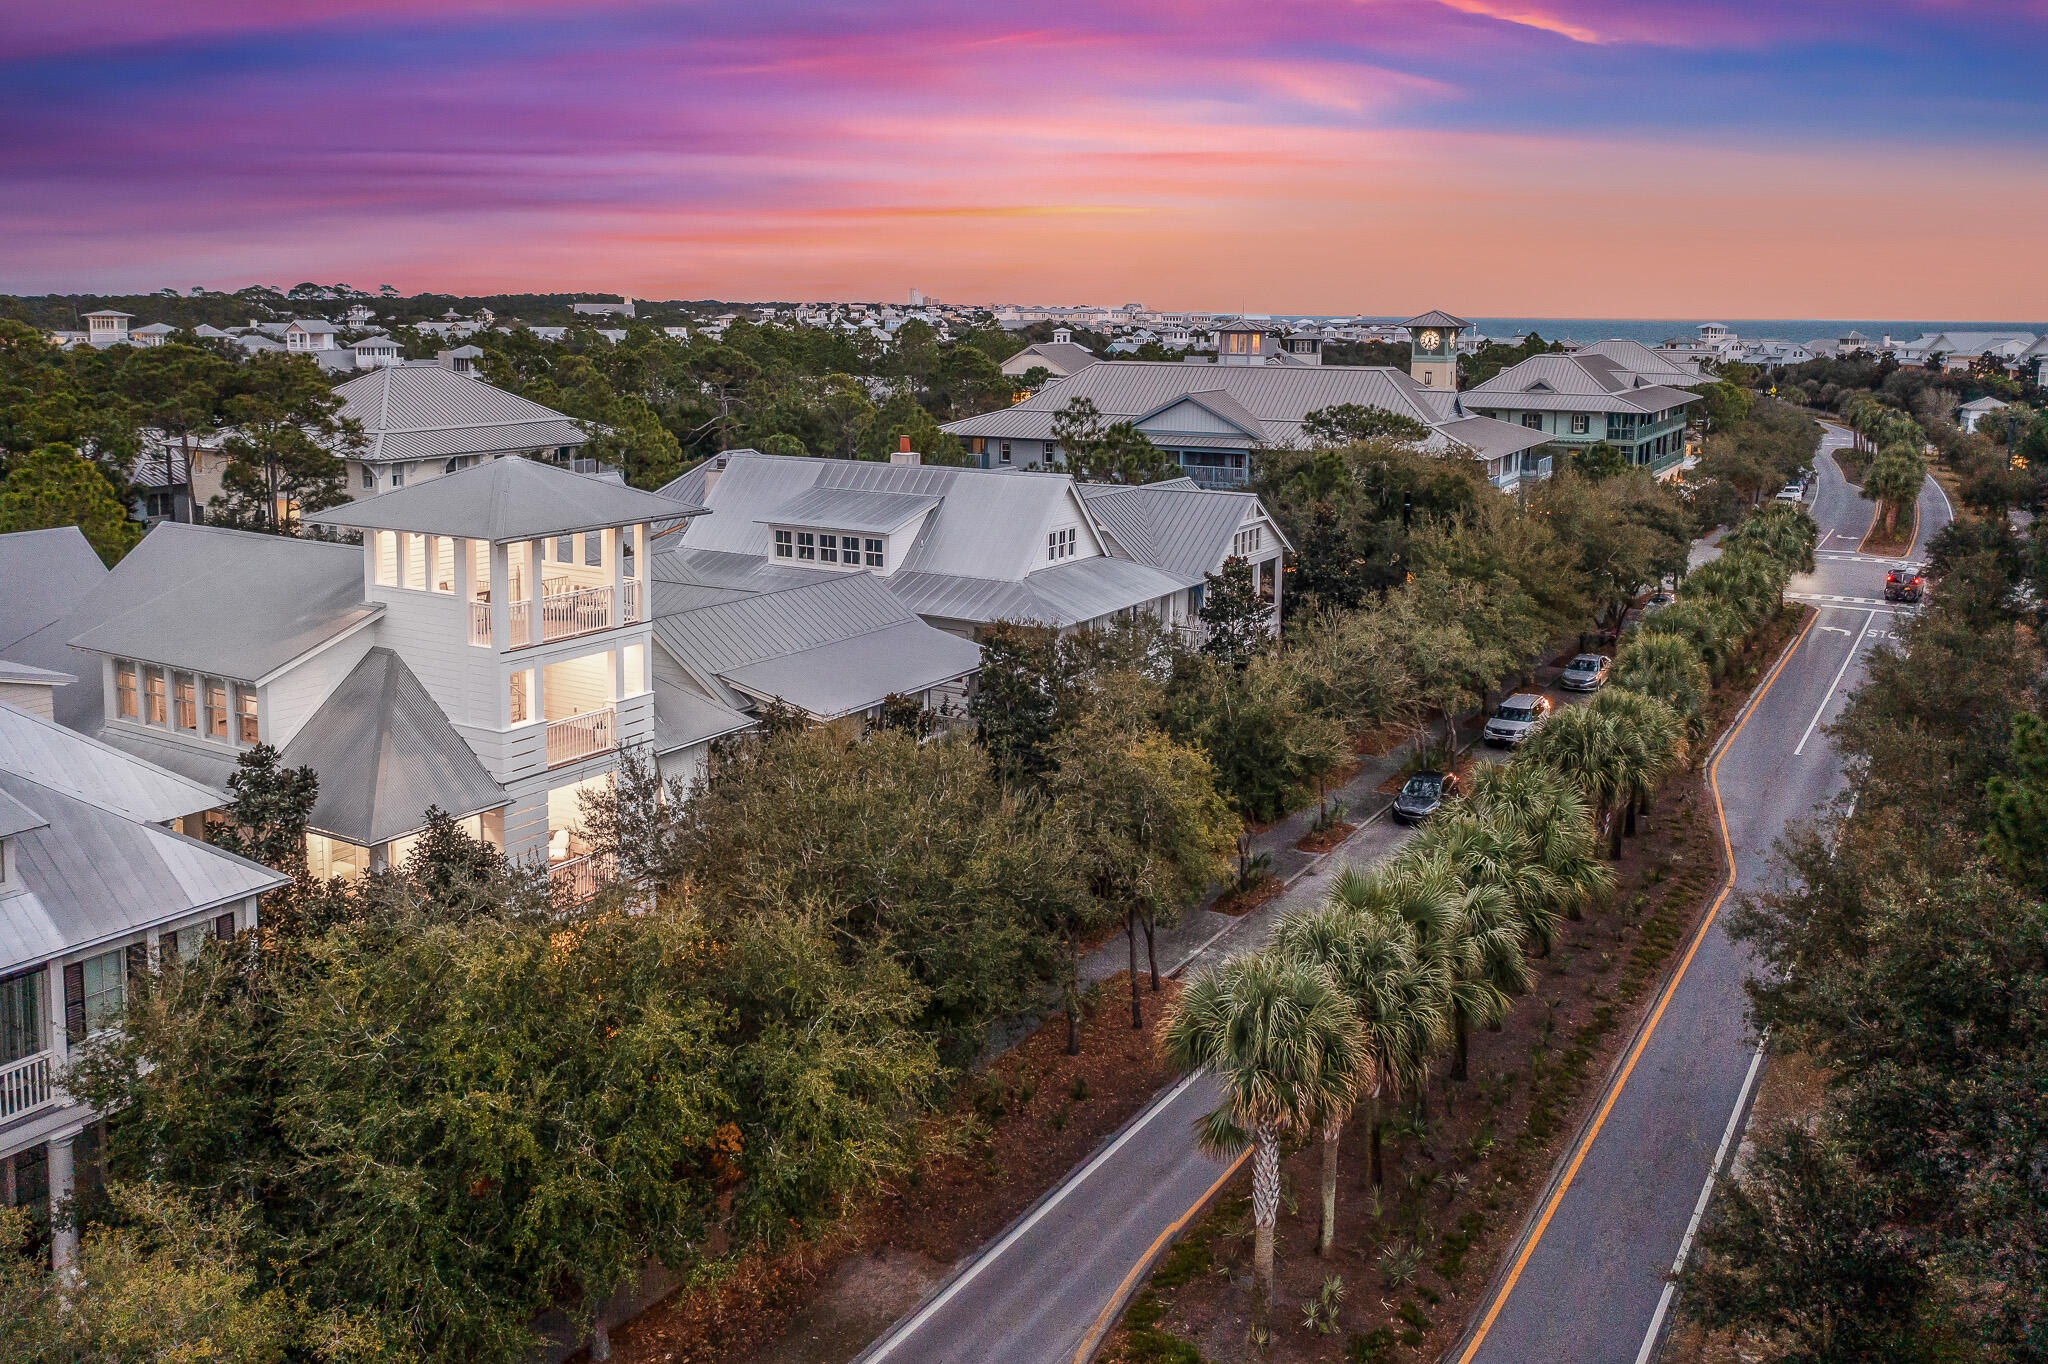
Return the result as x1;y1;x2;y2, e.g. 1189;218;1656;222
1633;1033;1770;1364
1793;608;1875;756
862;1070;1205;1361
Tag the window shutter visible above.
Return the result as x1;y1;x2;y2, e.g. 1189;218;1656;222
64;962;86;1044
126;942;149;988
215;913;235;941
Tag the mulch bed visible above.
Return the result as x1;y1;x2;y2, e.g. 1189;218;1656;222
1101;608;1808;1364
605;973;1183;1364
1212;874;1286;918
1296;822;1358;854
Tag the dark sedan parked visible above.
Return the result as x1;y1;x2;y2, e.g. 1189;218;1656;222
1391;770;1460;825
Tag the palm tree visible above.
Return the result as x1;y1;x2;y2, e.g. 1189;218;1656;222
1521;705;1632;858
1612;633;1711;739
1163;954;1364;1333
1864;444;1925;539
1465;761;1612;923
1321;870;1452;1189
1590;690;1686;837
1411;809;1563;957
1383;853;1530;1080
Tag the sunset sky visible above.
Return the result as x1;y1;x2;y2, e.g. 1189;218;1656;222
4;1;2046;315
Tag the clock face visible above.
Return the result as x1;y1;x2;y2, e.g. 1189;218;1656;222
1419;329;1441;350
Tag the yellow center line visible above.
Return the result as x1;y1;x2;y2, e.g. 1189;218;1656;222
1451;606;1818;1364
1071;1147;1251;1364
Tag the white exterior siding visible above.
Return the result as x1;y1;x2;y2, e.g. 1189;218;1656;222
262;631;377;749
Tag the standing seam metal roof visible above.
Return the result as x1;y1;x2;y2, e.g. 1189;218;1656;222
0;701;225;821
333;365;593;462
277;647;506;847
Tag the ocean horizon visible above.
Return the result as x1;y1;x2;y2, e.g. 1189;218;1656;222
1312;316;2048;347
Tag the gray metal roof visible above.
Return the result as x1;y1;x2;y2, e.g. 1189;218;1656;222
0;527;107;656
1006;342;1100;374
942;361;1455;451
718;619;981;720
673;453;1088;582
0;701;224;822
651;679;754;754
1402;310;1471;329
1077;483;1275;581
0;786;47;838
1019;556;1187;624
0;660;73;687
306;455;706;543
1465;353;1702;416
652;546;836;594
762;486;941;534
66;523;380;684
91;726;240;794
277;648;506;846
332;365;593;463
1573;339;1701;381
0;769;286;975
1433;415;1556;460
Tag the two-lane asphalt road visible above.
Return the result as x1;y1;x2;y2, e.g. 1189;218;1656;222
1449;423;1950;1364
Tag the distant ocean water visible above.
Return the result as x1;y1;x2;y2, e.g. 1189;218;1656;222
1312;317;2048;346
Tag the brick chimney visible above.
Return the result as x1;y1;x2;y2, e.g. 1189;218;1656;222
890;436;921;466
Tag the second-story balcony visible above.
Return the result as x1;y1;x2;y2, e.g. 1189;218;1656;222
0;1049;58;1123
545;705;616;767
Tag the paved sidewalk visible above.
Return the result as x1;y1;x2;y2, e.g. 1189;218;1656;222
1079;737;1420;986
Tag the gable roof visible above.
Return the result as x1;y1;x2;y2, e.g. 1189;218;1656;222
1465;352;1700;415
667;453;1089;582
277;648;505;846
652;573;980;718
944;361;1454;450
1573;338;1702;381
1077;482;1280;580
0;767;286;974
305;455;706;543
0;700;224;822
1007;341;1100;374
332;364;593;463
1133;388;1268;440
66;523;379;684
0;526;107;657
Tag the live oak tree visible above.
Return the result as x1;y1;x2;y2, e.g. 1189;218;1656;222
1047;715;1234;1031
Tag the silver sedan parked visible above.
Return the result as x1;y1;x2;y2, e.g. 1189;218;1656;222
1558;653;1612;692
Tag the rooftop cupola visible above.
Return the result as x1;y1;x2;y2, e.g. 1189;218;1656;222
1214;319;1269;366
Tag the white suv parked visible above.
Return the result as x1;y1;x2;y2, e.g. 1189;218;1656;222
1484;693;1553;747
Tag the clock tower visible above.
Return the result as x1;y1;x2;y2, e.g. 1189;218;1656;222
1402;310;1470;390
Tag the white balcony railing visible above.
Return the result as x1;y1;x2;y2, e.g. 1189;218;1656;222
549;851;610;906
0;1050;57;1122
545;705;616;768
469;600;492;647
507;584;644;648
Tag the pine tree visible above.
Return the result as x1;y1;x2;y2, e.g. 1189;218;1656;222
1198;555;1273;668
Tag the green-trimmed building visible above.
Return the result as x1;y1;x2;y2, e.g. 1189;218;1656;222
1460;339;1699;476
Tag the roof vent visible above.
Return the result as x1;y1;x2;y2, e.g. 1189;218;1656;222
891;436;921;467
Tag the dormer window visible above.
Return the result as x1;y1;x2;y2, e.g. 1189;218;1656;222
796;532;815;560
1047;527;1077;561
774;530;793;558
819;534;839;564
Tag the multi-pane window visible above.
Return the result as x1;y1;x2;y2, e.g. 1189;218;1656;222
1521;413;1544;430
796;532;816;560
773;530;793;558
390;467;405;488
80;950;125;1033
1233;527;1262;559
205;679;228;738
1000;441;1013;465
116;662;137;719
0;968;40;1064
173;672;197;730
819;533;839;564
1047;527;1077;562
235;685;259;744
143;668;167;725
361;466;376;490
1570;413;1590;435
864;538;883;568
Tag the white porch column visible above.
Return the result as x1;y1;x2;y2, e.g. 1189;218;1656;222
1267;554;1283;629
48;1133;77;1282
489;541;511;653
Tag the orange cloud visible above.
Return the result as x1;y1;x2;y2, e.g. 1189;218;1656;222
1427;0;1605;43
